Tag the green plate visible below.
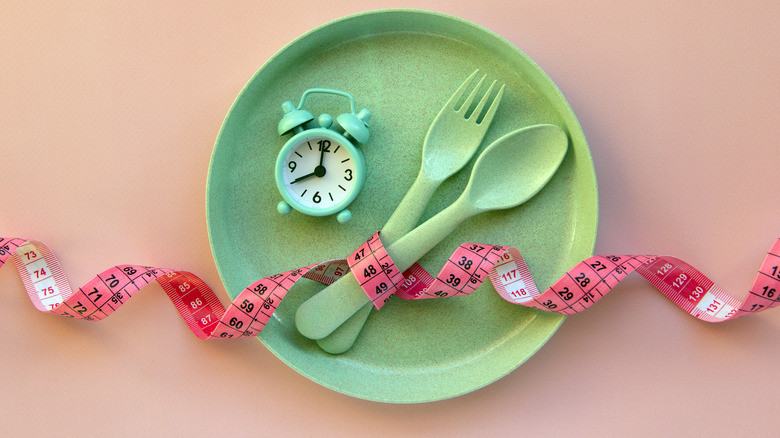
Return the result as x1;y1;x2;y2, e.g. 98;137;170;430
206;9;597;403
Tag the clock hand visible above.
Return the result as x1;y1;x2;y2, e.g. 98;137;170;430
312;145;327;180
290;162;327;185
290;170;317;184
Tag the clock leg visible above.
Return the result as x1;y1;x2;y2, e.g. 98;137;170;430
336;209;352;224
277;201;293;216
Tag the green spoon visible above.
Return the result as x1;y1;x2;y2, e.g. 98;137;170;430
295;124;569;341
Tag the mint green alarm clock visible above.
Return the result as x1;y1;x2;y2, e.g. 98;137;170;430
275;89;371;224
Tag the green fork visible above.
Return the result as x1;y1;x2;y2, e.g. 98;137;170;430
295;70;505;352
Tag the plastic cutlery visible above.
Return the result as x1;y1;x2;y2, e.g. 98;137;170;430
296;124;569;341
308;70;505;353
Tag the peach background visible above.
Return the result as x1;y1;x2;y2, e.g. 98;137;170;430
2;1;779;436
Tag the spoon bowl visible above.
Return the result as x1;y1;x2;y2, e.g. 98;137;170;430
466;124;568;211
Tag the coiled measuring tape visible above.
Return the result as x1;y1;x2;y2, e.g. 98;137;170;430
2;233;778;339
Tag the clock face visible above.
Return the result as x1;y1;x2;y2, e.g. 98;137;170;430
280;135;359;211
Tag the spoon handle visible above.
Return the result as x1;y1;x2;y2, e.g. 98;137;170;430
296;201;472;339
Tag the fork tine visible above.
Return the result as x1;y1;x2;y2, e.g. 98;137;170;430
476;83;505;126
457;74;487;114
467;79;498;121
444;69;480;110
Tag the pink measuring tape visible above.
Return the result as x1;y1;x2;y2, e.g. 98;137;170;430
2;233;779;339
337;232;780;321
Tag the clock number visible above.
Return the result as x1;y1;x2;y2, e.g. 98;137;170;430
344;169;353;181
288;161;296;172
317;139;331;152
312;191;321;203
